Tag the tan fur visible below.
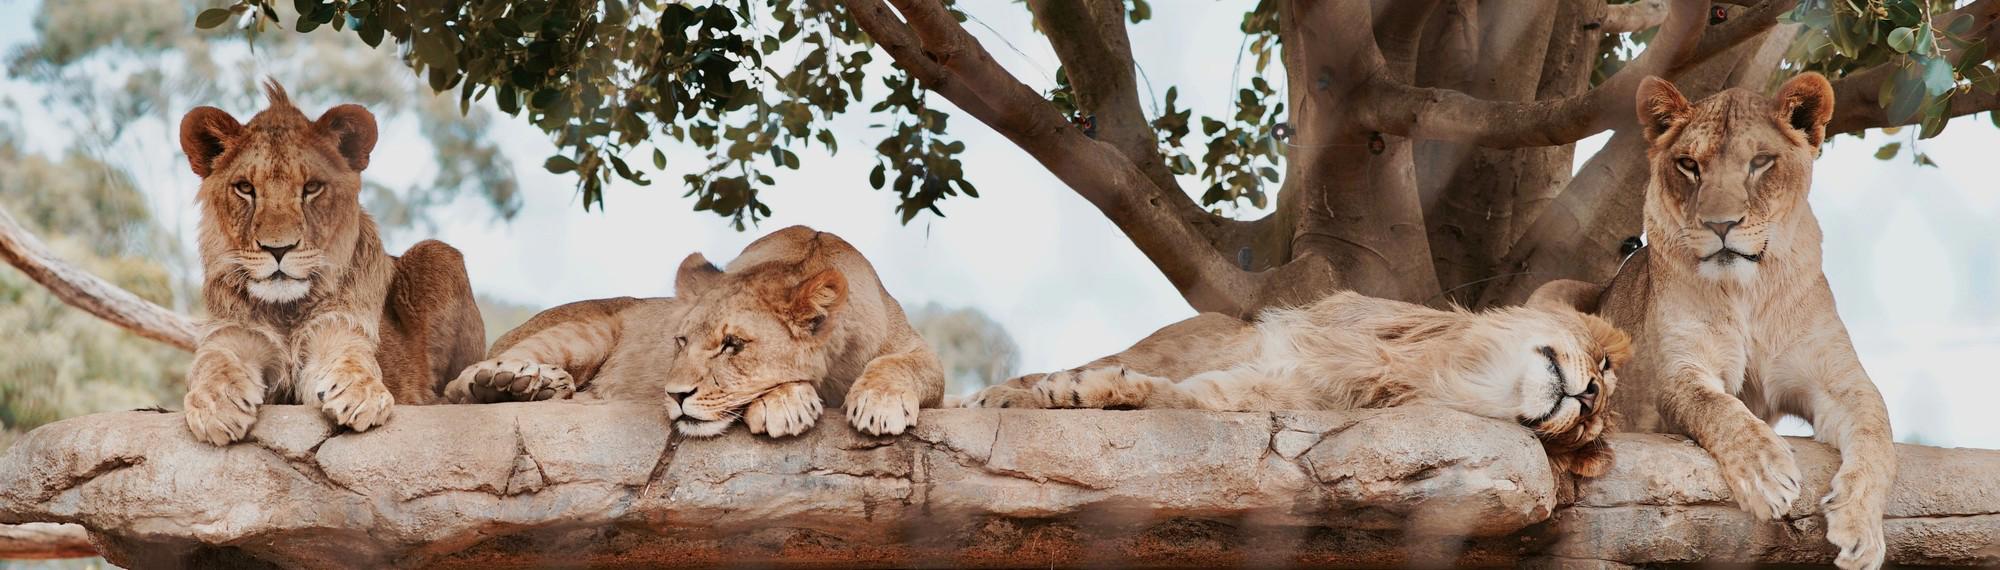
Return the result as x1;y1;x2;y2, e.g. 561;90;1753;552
443;297;694;403
1533;73;1892;570
176;81;484;445
968;292;1630;477
456;226;944;439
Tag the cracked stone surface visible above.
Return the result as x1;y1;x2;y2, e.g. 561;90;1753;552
0;403;1995;568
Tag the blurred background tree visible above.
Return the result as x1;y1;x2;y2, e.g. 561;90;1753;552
908;302;1019;395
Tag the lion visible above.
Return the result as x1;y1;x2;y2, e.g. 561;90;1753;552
447;226;945;439
441;296;688;403
175;81;485;445
1531;73;1893;570
965;290;1631;477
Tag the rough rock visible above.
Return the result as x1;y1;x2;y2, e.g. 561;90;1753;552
0;403;1994;568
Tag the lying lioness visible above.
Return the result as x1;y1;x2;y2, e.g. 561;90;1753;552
448;226;945;438
967;291;1630;476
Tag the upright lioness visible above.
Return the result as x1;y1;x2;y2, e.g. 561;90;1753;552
448;226;944;438
966;291;1631;477
177;81;485;445
1534;73;1892;570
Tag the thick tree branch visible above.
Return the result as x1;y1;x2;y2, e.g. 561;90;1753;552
1600;0;1668;34
1353;0;1802;148
845;0;1267;316
1827;0;2000;134
0;205;196;351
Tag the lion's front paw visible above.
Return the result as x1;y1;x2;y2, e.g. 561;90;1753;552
1713;433;1803;519
846;383;920;436
1034;366;1146;408
965;376;1047;409
183;364;262;446
446;359;576;403
312;363;395;432
746;382;823;438
1823;473;1887;570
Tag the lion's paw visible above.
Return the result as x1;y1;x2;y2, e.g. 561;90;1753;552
183;362;262;446
311;362;395;432
1034;366;1145;408
846;383;920;436
446;359;576;403
965;375;1047;409
1823;472;1887;570
1714;433;1803;520
747;382;823;438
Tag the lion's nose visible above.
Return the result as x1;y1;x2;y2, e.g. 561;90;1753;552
1576;380;1600;414
1702;218;1742;239
260;242;297;263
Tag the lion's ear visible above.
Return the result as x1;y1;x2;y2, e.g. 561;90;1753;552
1582;314;1632;368
787;268;848;337
178;107;244;178
675;253;723;297
1773;72;1835;149
1636;76;1691;143
1552;438;1615;478
313;104;378;172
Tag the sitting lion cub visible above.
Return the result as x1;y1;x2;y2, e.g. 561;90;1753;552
1533;73;1893;570
967;291;1630;477
176;81;485;445
449;226;944;438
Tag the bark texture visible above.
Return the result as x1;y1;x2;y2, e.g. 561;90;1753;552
0;206;196;350
2;404;1995;568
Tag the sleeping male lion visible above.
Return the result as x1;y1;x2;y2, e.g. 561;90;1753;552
966;291;1630;477
176;81;484;445
1533;73;1893;570
447;226;945;438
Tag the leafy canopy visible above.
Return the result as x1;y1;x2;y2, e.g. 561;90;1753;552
204;0;1998;226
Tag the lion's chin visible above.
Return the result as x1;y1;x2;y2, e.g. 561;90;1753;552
246;278;311;303
676;418;734;438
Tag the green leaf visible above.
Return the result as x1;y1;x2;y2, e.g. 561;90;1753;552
1873;142;1901;160
1915;153;1937;167
1887;27;1916;53
1923;56;1957;95
602;0;629;26
869;164;886;189
653;149;667;170
545;155;578;174
413;28;459;70
195;8;233;29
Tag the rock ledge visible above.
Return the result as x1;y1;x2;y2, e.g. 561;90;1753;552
1;403;1995;568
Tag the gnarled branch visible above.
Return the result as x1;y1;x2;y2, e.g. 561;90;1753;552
1600;0;1668;34
845;0;1267;316
0;205;195;351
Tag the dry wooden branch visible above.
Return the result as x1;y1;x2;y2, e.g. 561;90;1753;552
0;205;195;351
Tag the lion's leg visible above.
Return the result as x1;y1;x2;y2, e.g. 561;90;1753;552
966;312;1253;409
296;312;395;432
1660;365;1803;521
845;343;944;436
445;315;617;403
183;325;281;445
1775;337;1893;570
387;240;485;400
1035;366;1293;411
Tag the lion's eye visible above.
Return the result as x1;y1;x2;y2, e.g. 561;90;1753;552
1749;154;1774;170
720;334;745;355
232;181;255;198
674;336;689;350
1675;157;1700;176
1600;356;1612;371
302;181;323;198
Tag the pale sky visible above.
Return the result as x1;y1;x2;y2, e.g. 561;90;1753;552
1;2;1994;448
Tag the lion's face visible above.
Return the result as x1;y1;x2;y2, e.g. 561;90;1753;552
1475;304;1631;477
179;82;377;305
661;254;847;437
1636;73;1834;284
